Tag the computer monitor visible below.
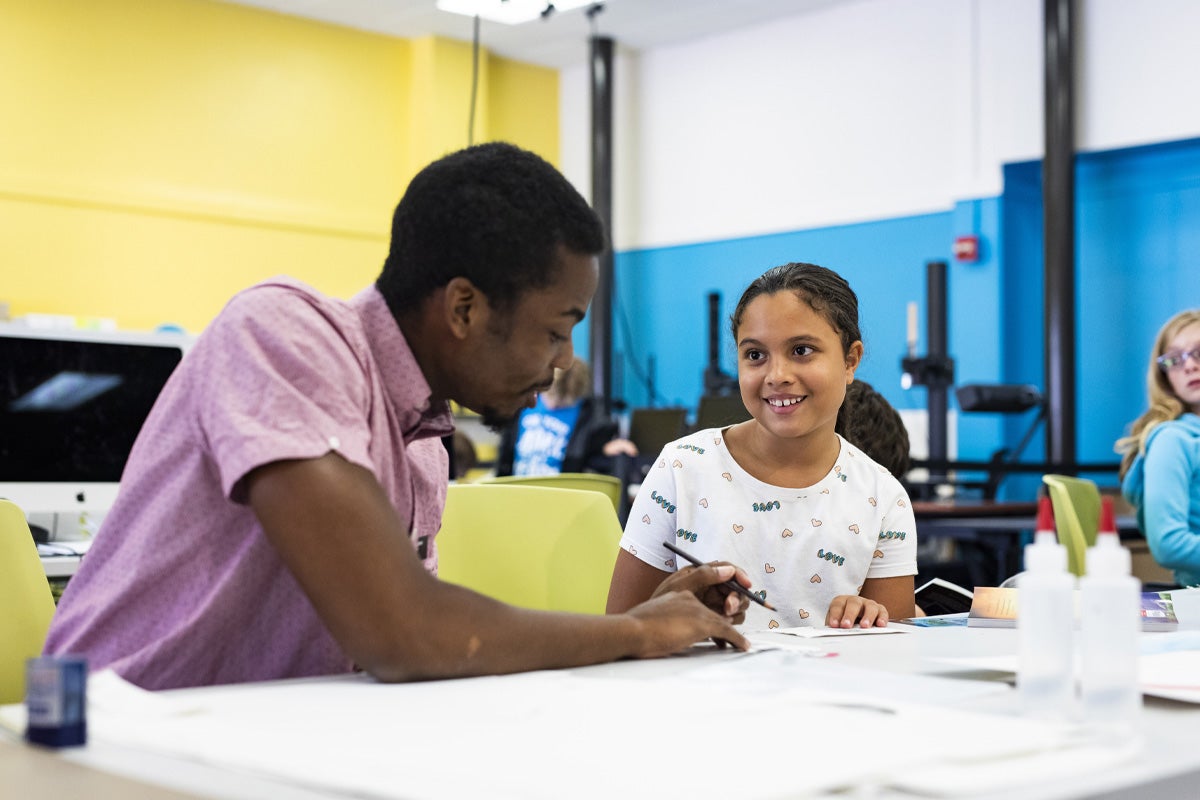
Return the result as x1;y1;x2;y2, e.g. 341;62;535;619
628;407;688;458
0;325;189;519
695;394;751;430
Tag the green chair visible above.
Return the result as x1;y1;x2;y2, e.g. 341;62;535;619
0;500;57;704
483;472;623;514
1041;474;1101;577
436;484;623;614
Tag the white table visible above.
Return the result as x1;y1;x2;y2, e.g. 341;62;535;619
3;624;1199;799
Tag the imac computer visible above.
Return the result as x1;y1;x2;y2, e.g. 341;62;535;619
0;324;189;539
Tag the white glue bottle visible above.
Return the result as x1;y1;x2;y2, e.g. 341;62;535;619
1079;496;1142;735
1018;495;1076;720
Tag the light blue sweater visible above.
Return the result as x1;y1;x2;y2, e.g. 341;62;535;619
1123;413;1200;587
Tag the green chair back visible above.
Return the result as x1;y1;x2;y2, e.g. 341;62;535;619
0;500;57;704
437;484;622;614
1042;474;1101;577
483;472;623;514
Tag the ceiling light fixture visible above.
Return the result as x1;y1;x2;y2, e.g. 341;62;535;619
436;0;594;26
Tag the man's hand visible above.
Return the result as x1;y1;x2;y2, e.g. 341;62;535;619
625;590;749;658
650;562;751;623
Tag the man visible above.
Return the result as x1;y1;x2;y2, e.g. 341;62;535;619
44;143;748;690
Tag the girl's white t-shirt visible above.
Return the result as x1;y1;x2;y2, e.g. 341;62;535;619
620;429;917;630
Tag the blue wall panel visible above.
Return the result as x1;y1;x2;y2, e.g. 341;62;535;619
1003;137;1200;487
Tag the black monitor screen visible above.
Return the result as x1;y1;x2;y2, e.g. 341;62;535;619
696;394;752;430
629;407;688;457
0;335;183;482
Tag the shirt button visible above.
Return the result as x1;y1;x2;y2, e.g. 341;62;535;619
328;436;341;450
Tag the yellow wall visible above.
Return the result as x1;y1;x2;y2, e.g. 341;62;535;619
0;0;559;332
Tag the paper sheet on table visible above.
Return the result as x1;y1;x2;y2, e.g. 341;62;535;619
935;645;1200;704
39;665;1136;800
770;625;907;638
37;538;94;557
743;632;834;655
1139;650;1200;703
687;648;1013;706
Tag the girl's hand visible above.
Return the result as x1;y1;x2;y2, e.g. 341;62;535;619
825;594;889;628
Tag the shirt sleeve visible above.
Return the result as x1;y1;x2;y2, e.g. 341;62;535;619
193;287;378;502
866;480;919;579
619;447;681;574
1141;426;1200;573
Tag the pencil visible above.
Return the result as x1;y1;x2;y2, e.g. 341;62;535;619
662;540;777;611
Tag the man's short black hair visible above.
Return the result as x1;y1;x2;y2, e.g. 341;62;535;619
377;142;606;317
835;379;911;477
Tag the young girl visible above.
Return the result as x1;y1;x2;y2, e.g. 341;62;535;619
607;263;917;629
1117;308;1200;588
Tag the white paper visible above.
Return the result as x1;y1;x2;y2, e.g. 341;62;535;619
770;625;908;638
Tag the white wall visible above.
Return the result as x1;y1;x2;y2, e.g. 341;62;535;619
561;0;1200;251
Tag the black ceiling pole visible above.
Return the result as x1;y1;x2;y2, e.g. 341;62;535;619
1043;0;1076;468
588;35;615;407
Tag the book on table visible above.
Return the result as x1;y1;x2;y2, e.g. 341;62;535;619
966;586;1180;630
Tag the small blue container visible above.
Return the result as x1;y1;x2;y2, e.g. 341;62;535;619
25;656;87;747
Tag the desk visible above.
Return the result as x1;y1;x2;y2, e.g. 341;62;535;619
914;500;1039;587
39;554;83;579
4;627;1200;799
37;540;92;579
913;501;1140;587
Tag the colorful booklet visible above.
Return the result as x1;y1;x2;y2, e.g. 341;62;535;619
966;586;1180;631
965;586;1021;628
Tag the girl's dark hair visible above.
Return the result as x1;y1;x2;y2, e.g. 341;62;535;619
730;262;862;355
376;142;605;317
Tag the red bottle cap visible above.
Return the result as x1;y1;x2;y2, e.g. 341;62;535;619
1036;494;1056;534
1099;495;1117;537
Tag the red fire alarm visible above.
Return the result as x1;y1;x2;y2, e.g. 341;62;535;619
953;235;980;263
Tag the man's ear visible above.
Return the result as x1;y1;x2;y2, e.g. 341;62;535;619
443;276;483;340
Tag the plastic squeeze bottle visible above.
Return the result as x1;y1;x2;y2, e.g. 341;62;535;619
1017;495;1076;720
1079;496;1142;733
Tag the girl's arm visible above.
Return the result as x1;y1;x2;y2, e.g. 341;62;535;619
607;549;669;612
1142;427;1200;572
861;575;916;619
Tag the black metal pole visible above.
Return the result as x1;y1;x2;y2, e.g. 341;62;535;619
588;36;615;408
707;292;720;374
926;260;949;483
1043;0;1076;467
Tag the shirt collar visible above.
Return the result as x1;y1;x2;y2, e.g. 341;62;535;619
351;285;454;442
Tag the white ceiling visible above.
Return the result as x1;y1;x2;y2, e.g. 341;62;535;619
220;0;846;68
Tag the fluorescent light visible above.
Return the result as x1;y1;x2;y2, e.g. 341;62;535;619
436;0;595;26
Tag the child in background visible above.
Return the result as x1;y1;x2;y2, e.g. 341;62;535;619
607;263;917;629
1118;308;1200;588
495;357;637;477
836;378;911;479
